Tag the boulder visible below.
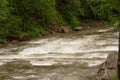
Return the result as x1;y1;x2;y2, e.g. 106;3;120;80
51;31;56;34
19;33;31;41
49;26;62;33
74;26;83;31
96;53;118;80
61;26;71;33
105;53;118;69
40;32;48;36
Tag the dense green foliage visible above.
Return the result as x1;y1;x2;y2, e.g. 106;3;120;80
56;0;81;28
0;0;120;42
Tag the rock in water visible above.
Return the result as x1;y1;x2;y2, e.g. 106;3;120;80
96;53;118;80
61;26;71;33
74;26;83;31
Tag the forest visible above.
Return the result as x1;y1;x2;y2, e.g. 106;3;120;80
0;0;120;43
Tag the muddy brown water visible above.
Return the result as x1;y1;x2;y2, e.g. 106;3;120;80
0;28;118;80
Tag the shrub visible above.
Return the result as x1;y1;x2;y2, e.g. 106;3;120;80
56;0;80;28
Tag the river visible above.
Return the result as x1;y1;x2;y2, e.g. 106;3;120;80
0;28;118;80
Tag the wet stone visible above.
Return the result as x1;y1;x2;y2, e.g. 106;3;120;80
97;53;118;80
105;53;118;69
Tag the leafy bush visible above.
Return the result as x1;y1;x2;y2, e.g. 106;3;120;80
0;0;120;42
70;16;80;28
0;0;9;21
86;0;120;20
25;19;44;37
56;0;80;28
0;0;9;38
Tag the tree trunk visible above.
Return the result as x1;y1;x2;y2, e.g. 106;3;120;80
118;30;120;80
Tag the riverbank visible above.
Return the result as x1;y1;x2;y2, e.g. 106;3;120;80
0;20;111;46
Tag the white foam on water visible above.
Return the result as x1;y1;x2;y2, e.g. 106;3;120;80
24;53;108;59
87;60;105;67
26;39;49;44
19;41;118;56
80;53;108;59
30;60;57;66
97;28;113;32
29;59;105;67
13;76;26;79
78;60;105;67
96;40;118;45
18;35;99;55
0;28;118;67
112;42;119;45
17;32;118;67
38;78;50;80
83;46;118;53
0;59;15;66
114;32;119;36
0;62;4;65
27;75;37;78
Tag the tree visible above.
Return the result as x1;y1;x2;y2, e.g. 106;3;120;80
0;0;9;40
55;0;81;28
118;22;120;80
